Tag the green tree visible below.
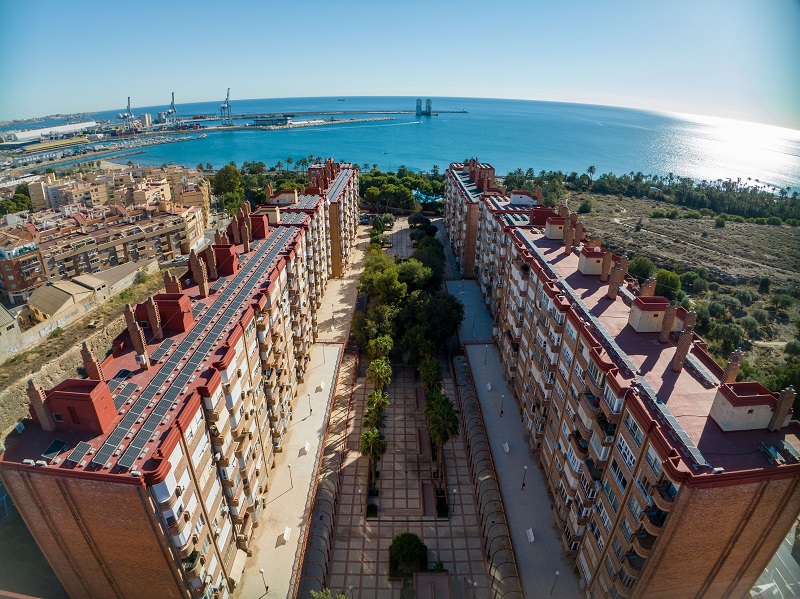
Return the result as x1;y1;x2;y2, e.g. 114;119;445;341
628;257;656;282
389;533;427;576
401;324;436;366
221;191;245;216
424;389;459;490
213;162;243;196
367;389;390;412
587;165;596;183
360;427;387;486
577;199;592;213
366;357;393;391
359;267;407;306
655;269;681;300
710;322;744;352
367;335;393;360
419;355;443;394
397;259;432;292
310;589;348;599
771;294;794;310
363;404;386;430
14;183;30;198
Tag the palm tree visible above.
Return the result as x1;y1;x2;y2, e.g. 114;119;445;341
586;166;596;184
362;163;369;171
206;163;213;171
276;161;283;173
372;163;378;172
366;357;392;391
424;390;459;489
286;157;293;172
367;389;390;412
419;355;442;394
363;404;386;430
360;427;387;488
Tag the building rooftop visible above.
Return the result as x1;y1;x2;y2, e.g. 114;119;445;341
1;225;300;481
517;228;800;474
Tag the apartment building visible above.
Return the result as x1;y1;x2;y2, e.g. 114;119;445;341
443;158;501;278
0;202;203;304
445;162;800;599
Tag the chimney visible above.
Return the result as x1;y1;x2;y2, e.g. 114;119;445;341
768;387;797;432
659;302;677;343
242;201;251;217
189;250;209;298
563;221;575;254
672;324;694;372
145;296;163;341
570;212;578;226
587;236;602;249
600;251;614;282
220;231;230;244
81;341;106;382
684;309;697;331
241;221;251;253
214;230;225;244
534;187;543;203
124;304;150;367
27;380;56;431
606;257;628;301
164;271;182;294
265;182;273;202
231;215;242;244
205;246;218;280
574;221;584;245
720;348;744;384
640;277;657;297
558;204;568;217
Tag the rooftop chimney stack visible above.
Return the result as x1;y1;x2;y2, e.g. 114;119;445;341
672;324;694;372
768;386;797;432
558;204;569;217
574;221;585;245
81;342;106;382
587;236;602;249
606;257;628;301
145;296;163;341
189;250;209;298
164;272;182;294
641;277;657;297
723;349;744;384
241;221;251;253
27;380;55;432
231;215;242;244
600;251;614;282
214;230;225;245
563;221;575;254
660;302;677;343
205;246;218;280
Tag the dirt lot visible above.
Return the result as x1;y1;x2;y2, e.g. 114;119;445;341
0;270;171;436
570;192;800;292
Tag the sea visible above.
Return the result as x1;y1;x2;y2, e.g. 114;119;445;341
6;96;800;190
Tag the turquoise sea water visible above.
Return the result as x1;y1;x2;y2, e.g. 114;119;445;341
14;97;800;189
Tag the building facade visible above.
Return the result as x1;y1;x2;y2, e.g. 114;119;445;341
444;161;800;599
0;163;360;599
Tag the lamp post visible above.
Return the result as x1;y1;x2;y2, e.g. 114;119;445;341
472;581;479;599
484;344;488;365
307;392;312;416
287;464;293;489
500;394;504;417
322;342;326;365
452;488;457;515
549;570;560;595
521;465;528;490
348;585;354;598
258;568;269;596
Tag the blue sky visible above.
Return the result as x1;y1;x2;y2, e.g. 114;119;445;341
1;0;798;129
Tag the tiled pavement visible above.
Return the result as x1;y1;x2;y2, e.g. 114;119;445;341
326;359;492;598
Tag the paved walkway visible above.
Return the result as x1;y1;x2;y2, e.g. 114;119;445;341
327;360;491;598
235;229;371;599
445;280;494;344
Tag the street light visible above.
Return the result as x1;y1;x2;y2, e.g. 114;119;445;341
521;466;528;490
473;581;479;599
307;392;312;416
500;394;504;417
549;570;560;595
258;568;269;596
484;345;488;365
348;585;354;598
287;464;293;489
452;488;457;515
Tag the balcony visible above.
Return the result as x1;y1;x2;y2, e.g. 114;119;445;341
580;391;600;418
612;576;633;598
642;508;667;536
632;531;656;558
574;412;593;440
181;550;204;578
600;394;623;425
585;373;604;398
621;553;645;580
551;502;567;527
594;413;617;446
569;431;589;460
588;435;609;467
652;481;676;512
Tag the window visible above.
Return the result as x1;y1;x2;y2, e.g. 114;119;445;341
605;555;616;578
623;411;644;446
616;436;636;471
612;536;623;561
589;519;604;550
609;459;628;492
597;501;612;532
628;495;642;521
620;517;633;542
53;413;63;422
604;384;622;413
646;446;662;477
566;321;577;343
603;480;620;513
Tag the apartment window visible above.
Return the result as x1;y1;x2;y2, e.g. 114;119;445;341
603;480;620;513
587;360;605;388
597;501;612;532
612;536;623;561
562;345;573;367
623;411;644;446
589;519;604;550
604;384;622;413
646;445;662;477
565;321;577;343
578;553;592;584
620;517;633;542
628;495;642;521
53;413;63;422
605;555;616;578
637;471;652;497
609;459;628;492
616;436;636;471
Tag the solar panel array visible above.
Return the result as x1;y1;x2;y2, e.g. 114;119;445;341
114;382;139;410
66;441;92;464
210;277;228;293
107;369;132;392
525;238;710;468
92;227;294;470
150;340;176;362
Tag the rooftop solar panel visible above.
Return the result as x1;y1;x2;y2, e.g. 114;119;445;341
42;439;67;460
150;340;176;362
66;441;92;463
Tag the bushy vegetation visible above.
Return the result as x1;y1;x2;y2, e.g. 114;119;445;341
389;533;428;577
360;166;444;212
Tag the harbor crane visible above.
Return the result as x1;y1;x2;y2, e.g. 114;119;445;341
219;88;233;126
117;96;135;130
166;92;178;127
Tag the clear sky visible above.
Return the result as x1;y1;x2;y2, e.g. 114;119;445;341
1;0;798;129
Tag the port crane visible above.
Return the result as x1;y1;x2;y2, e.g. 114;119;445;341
220;88;233;126
166;92;178;127
117;97;135;130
